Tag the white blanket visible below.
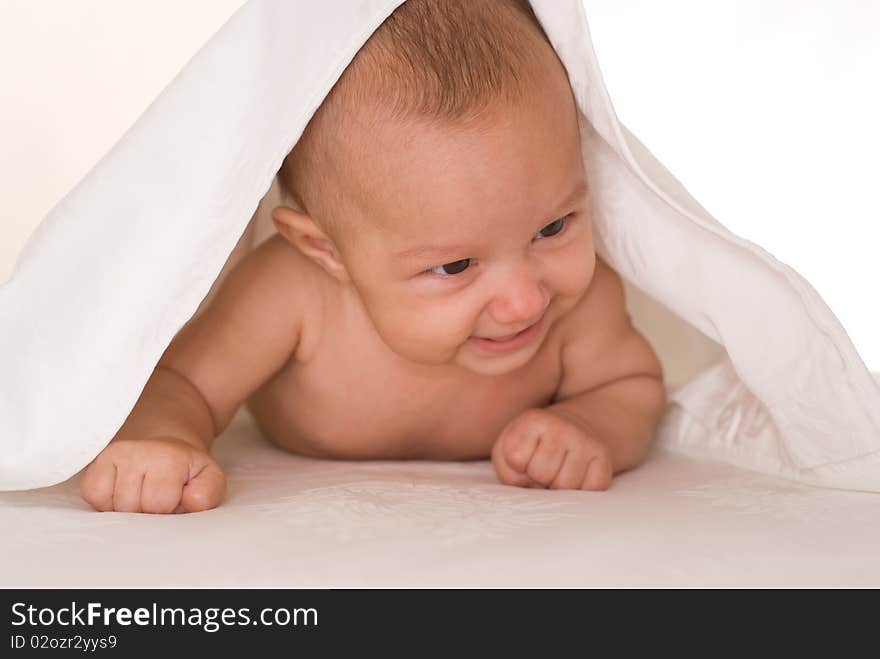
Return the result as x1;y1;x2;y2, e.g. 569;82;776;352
1;0;879;493
3;408;879;587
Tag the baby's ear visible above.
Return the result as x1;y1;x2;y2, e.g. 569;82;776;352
270;204;305;239
271;206;350;282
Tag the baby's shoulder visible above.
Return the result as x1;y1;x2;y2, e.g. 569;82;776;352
256;232;328;281
256;229;333;298
252;233;332;359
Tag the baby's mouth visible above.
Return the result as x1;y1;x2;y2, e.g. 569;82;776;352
469;314;545;353
478;315;544;342
485;328;528;342
468;318;543;355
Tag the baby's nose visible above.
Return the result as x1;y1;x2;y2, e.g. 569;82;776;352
488;267;548;325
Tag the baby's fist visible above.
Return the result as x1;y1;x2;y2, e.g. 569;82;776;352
80;437;225;513
491;408;612;491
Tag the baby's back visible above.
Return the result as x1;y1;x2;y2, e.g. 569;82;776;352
245;235;565;460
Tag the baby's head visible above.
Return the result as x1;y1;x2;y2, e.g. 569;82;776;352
273;0;594;376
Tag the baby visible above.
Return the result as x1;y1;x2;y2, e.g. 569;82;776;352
79;0;666;513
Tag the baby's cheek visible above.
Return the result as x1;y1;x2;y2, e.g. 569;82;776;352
571;246;597;294
384;306;465;363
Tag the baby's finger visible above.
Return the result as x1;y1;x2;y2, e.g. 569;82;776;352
500;427;541;474
80;462;116;512
112;470;146;513
582;454;613;491
141;467;187;514
549;448;591;490
491;439;532;487
525;436;567;487
180;460;226;513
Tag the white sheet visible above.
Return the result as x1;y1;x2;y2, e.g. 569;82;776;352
1;0;879;495
3;408;878;587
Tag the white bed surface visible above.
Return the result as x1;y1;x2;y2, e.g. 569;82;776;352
3;409;878;588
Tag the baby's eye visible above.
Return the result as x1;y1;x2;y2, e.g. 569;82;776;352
534;216;568;240
430;258;471;277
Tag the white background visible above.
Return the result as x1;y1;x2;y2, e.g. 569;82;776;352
1;0;877;369
583;0;879;370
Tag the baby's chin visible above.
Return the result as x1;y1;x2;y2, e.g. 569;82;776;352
452;341;545;377
379;334;543;377
457;360;530;377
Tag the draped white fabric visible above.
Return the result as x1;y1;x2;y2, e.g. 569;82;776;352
1;0;878;492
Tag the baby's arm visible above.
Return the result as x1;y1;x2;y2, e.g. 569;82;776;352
80;237;305;513
492;258;666;490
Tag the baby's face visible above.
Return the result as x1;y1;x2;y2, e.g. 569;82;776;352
336;72;594;377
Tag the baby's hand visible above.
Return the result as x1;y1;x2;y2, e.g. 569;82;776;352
79;437;226;513
491;408;613;491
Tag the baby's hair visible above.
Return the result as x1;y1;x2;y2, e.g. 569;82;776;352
276;0;557;239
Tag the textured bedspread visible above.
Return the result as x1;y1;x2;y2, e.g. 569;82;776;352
3;409;878;588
